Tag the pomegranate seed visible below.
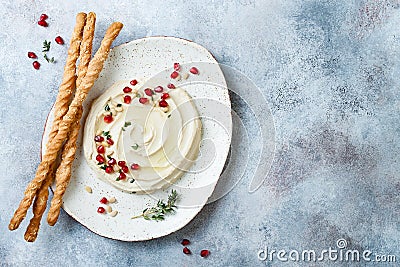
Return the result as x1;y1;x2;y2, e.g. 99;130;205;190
106;138;114;145
124;95;132;104
118;161;126;167
97;207;105;214
100;197;108;204
167;83;176;89
38;20;48;27
183;247;191;255
94;135;104;142
39;14;48;21
121;166;128;173
104;115;113;123
190;67;199;74
55;36;64;45
161;93;170;99
200;250;210;258
130;79;138;86
154;86;164;93
131;163;140;170
105;166;113;173
96;154;105;163
144;88;154;96
123;86;132;93
119;172;126;180
32;61;40;70
181;239;190;246
28;52;37;59
108;158;116;165
174;62;180;71
139;98;148;104
159;100;168;107
97;145;105;154
170;71;179;79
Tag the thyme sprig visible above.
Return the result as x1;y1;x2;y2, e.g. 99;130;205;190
42;40;55;63
131;190;179;221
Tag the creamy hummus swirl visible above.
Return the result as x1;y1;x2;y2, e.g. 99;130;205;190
83;80;202;193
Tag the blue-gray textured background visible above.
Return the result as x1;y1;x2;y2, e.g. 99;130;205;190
1;0;399;266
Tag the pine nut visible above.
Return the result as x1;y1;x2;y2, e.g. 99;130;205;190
108;197;116;203
110;210;118;217
84;186;92;193
105;205;112;213
101;141;110;147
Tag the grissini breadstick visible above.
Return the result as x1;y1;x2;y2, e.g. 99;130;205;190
24;13;96;240
47;108;82;225
76;12;96;88
23;168;54;241
9;21;123;231
48;13;87;143
47;13;97;226
9;12;87;232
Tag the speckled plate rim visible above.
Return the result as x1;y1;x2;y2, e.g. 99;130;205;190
42;36;232;241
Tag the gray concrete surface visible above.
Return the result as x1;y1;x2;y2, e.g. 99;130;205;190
0;0;399;266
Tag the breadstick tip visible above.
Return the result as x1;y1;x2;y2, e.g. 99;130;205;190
77;12;87;19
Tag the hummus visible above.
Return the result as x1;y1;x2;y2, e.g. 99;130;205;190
83;80;202;194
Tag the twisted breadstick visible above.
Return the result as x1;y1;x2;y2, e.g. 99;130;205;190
47;109;81;225
9;12;86;232
76;12;96;88
9;21;123;231
48;13;87;142
23;168;54;241
47;13;97;226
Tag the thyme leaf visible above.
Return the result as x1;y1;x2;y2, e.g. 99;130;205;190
43;53;54;63
42;40;51;52
131;143;139;150
102;131;111;139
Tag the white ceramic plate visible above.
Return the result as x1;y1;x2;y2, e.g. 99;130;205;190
42;36;232;241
